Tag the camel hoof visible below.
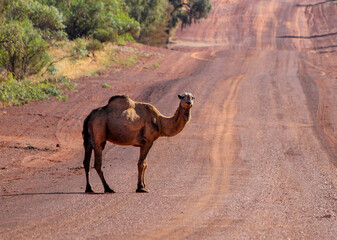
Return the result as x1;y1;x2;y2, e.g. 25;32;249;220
85;187;94;193
105;188;115;193
136;188;149;193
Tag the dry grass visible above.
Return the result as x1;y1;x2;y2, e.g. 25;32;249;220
46;41;117;79
40;40;164;81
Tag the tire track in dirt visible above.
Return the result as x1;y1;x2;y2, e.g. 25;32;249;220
189;74;245;237
297;1;337;164
300;58;337;164
256;1;278;50
145;73;244;239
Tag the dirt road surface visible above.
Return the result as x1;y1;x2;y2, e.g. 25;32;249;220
1;0;337;239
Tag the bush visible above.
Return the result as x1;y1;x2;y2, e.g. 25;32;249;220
102;83;112;88
45;0;140;41
0;76;54;105
125;0;170;46
0;20;51;79
169;0;212;29
70;38;88;59
42;76;76;91
0;74;75;106
86;39;103;52
92;28;118;43
3;0;66;41
46;64;57;75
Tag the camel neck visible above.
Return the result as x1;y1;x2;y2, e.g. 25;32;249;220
159;105;191;137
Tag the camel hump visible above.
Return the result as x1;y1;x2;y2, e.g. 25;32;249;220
107;95;135;109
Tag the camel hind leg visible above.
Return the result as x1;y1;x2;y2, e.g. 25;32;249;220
83;114;95;193
83;145;94;193
94;143;115;193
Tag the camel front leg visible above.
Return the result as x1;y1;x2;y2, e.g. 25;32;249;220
94;145;115;193
136;142;153;193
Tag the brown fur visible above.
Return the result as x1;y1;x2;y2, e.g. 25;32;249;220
82;93;194;193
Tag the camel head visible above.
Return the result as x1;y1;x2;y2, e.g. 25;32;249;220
178;93;195;109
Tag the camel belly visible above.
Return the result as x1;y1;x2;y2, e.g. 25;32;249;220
106;109;144;145
106;127;140;146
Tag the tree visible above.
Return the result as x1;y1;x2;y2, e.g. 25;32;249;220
168;0;212;29
3;0;66;40
0;0;62;79
125;0;172;46
40;0;140;41
125;0;211;45
0;20;50;79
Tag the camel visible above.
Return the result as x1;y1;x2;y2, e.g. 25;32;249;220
82;92;195;193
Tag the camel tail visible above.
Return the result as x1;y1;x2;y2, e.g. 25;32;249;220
82;115;91;147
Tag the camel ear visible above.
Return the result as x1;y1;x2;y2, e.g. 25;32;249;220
178;94;184;99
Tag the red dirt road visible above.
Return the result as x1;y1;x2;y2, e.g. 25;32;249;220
1;0;337;239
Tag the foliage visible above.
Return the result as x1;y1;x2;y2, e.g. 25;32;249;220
168;0;212;29
0;74;75;106
2;0;66;40
86;39;104;53
70;38;88;59
0;0;211;107
92;28;118;43
126;0;211;45
2;0;211;49
46;64;57;75
43;75;76;91
40;0;140;41
0;0;67;79
56;94;68;101
0;20;51;79
126;0;172;46
143;61;162;69
102;83;112;88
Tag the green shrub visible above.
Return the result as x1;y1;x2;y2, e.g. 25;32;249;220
119;33;135;42
0;20;51;79
3;0;66;41
92;28;118;43
126;0;170;45
46;65;57;75
40;84;61;96
0;74;76;106
143;61;162;69
102;83;112;88
44;0;140;41
56;94;68;101
70;38;88;59
42;76;76;91
86;39;104;52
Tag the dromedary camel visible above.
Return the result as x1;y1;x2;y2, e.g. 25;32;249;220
82;93;194;193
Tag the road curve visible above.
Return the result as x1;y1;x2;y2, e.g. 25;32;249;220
1;0;337;239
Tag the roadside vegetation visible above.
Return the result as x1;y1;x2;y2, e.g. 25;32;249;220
0;0;211;107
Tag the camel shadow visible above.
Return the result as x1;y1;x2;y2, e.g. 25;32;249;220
1;191;105;197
